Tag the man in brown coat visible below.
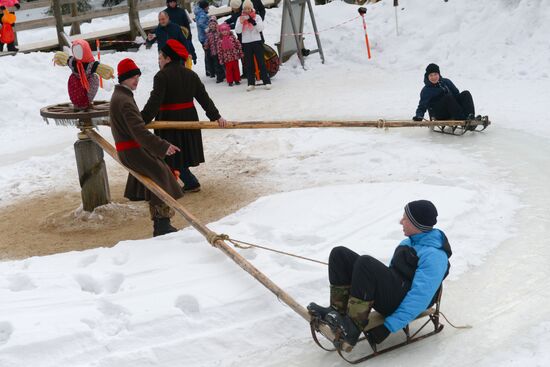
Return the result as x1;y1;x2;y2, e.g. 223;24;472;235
110;58;184;237
141;39;227;193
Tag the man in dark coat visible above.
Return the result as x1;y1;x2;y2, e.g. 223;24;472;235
141;39;227;192
413;63;475;121
109;58;184;237
147;10;197;65
164;0;192;41
308;200;451;351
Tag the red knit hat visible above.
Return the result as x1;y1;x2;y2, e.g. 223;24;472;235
117;58;141;83
161;39;189;61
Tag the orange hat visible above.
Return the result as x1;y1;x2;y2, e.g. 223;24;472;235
117;58;141;83
161;39;189;61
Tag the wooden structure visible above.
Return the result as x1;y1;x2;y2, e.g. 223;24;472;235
40;102;111;212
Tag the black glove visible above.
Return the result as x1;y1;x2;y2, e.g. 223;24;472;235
193;56;197;65
249;18;256;26
366;324;391;345
15;3;20;9
412;116;423;121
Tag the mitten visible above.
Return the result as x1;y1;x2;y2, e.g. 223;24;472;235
366;324;391;345
249;18;256;26
15;3;20;9
96;63;114;79
53;51;69;66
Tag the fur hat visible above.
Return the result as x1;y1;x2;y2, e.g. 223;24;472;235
425;63;440;75
404;200;438;232
162;39;189;61
117;58;141;83
242;0;253;10
229;0;242;8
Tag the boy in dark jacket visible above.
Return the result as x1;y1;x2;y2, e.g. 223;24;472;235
413;63;475;121
164;0;192;41
308;200;451;351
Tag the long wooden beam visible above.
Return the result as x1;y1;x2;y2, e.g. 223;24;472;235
130;119;489;130
84;128;336;342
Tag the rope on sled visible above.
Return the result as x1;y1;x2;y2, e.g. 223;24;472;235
439;312;473;330
207;233;328;266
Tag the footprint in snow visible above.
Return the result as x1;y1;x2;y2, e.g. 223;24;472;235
95;299;131;337
78;254;98;268
0;322;14;345
7;273;36;292
174;295;200;316
112;251;130;266
74;273;125;294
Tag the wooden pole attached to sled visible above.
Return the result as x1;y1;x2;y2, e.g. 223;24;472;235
142;119;479;130
84;129;337;342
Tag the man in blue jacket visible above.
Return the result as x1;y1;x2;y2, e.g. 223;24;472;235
413;63;475;121
147;11;197;65
308;200;452;351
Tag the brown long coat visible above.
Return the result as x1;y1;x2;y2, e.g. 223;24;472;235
109;85;183;205
141;61;221;169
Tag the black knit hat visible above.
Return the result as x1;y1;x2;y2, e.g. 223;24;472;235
405;200;438;232
198;0;209;9
425;63;440;75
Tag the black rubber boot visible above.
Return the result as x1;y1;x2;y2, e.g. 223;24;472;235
153;218;178;237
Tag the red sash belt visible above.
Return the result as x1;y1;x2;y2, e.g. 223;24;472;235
159;102;195;111
115;140;141;151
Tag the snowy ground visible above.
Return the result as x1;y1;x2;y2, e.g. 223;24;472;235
1;0;550;366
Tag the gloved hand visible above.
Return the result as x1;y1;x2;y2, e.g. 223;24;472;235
15;3;20;9
249;18;256;26
192;55;197;65
53;51;69;66
412;116;423;121
96;63;115;79
366;324;391;345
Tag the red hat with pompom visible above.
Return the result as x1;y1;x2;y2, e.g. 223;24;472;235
117;58;141;83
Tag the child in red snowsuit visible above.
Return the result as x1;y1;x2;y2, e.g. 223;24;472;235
0;9;17;52
217;23;243;86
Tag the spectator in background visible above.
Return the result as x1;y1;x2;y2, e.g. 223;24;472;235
235;0;271;91
193;0;212;76
205;16;225;83
164;0;193;41
147;11;197;66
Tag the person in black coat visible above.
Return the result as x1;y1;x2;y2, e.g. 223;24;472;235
164;0;193;41
413;63;475;121
147;11;197;64
225;0;265;29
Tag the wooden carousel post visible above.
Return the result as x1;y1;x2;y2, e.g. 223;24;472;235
75;124;111;212
40;101;112;212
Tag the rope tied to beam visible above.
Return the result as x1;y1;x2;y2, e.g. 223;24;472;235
377;119;388;130
207;233;328;266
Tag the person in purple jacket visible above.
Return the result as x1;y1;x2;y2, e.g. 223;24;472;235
308;200;452;351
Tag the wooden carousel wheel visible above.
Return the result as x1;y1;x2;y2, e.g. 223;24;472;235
40;101;110;126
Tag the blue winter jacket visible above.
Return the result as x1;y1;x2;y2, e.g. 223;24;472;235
194;6;210;44
150;22;196;62
415;76;460;118
384;229;450;333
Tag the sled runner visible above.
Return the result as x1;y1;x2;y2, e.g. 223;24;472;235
310;288;444;364
430;115;490;136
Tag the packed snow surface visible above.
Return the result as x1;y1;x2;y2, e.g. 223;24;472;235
1;0;550;366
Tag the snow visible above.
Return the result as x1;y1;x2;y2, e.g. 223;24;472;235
1;0;550;366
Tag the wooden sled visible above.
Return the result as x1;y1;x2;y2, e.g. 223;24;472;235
430;115;491;136
310;289;444;364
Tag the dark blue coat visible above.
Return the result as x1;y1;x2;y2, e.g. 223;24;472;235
415;76;460;118
164;6;192;36
150;22;197;62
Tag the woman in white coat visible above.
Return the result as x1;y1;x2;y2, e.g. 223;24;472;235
235;0;272;91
